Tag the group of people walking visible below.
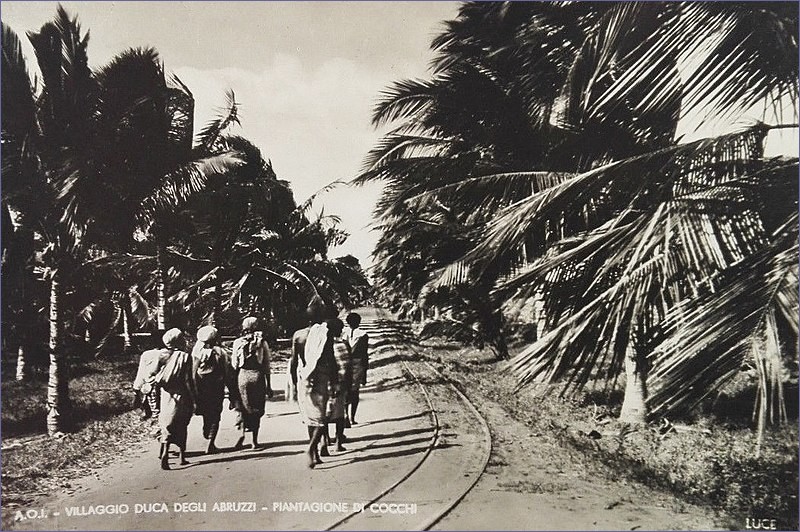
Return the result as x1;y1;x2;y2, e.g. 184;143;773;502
133;318;273;470
290;297;369;468
132;297;369;471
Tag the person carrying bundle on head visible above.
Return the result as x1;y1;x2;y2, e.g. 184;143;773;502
231;317;273;450
190;325;228;454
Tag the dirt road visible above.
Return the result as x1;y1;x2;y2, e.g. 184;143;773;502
8;309;720;530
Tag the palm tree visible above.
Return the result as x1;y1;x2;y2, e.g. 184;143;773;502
361;1;798;429
1;8;96;434
166;135;295;327
2;9;242;433
355;2;636;359
170;174;370;335
71;54;241;345
462;2;799;426
1;24;39;376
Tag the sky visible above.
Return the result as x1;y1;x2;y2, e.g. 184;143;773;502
3;1;797;271
1;1;461;269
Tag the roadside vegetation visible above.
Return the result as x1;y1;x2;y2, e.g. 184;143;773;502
357;4;798;524
418;338;798;530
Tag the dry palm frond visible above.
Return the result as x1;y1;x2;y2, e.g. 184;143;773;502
647;215;798;424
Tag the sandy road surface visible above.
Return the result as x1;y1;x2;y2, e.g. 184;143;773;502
8;310;488;531
8;308;719;530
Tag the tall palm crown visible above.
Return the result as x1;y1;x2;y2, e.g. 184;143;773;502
358;1;798;430
1;7;242;431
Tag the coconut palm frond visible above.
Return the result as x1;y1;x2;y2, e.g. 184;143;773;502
494;216;642;303
358;132;458;176
166;78;195;154
676;3;798;124
371;78;439;127
28;5;94;144
128;286;153;328
299;258;371;308
557;3;798;135
293;180;345;217
138;151;243;223
1;23;37;151
78;298;105;325
407;170;576;217
195;88;239;151
462;125;771;279
279;262;319;296
647;221;797;429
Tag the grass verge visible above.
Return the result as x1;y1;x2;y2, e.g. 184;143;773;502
418;339;799;531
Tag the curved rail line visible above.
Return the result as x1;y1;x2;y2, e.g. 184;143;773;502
326;313;492;531
415;356;493;531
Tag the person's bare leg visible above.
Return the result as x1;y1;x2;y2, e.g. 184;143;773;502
207;417;219;454
160;443;170;470
207;431;219;454
335;420;347;451
251;426;260;450
235;423;246;450
306;426;325;468
179;443;189;465
320;419;331;456
350;393;360;424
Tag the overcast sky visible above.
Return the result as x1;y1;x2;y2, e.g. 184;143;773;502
3;1;797;271
2;1;461;269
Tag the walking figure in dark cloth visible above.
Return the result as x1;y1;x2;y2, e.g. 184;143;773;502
190;325;228;454
155;328;195;470
231;317;273;450
321;318;352;456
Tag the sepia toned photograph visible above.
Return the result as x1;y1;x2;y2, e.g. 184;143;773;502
1;1;798;530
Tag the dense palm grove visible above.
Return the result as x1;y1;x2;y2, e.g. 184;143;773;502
1;8;370;435
360;1;798;434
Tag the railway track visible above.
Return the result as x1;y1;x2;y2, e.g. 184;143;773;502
326;310;492;531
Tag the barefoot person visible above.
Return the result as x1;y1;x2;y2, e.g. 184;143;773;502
231;317;273;450
190;325;228;454
296;300;340;468
133;331;170;422
291;297;327;461
322;318;351;455
155;328;195;470
344;312;369;424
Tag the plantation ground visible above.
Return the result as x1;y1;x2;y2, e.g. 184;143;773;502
1;311;796;530
415;339;798;531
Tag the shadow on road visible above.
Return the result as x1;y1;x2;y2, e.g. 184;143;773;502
348;445;428;464
358;410;431;427
346;425;433;443
184;448;305;468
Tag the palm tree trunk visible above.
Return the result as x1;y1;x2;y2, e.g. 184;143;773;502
619;345;648;424
16;278;30;381
471;289;508;360
16;345;27;381
46;270;70;435
156;247;167;330
212;271;222;326
121;294;132;352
